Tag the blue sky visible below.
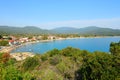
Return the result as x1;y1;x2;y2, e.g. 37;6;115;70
0;0;120;29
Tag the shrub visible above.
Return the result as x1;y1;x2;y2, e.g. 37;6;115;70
2;53;10;64
110;41;120;56
0;40;8;46
1;66;23;80
41;54;48;61
60;47;80;57
49;55;62;65
76;52;119;80
47;48;60;57
22;57;39;71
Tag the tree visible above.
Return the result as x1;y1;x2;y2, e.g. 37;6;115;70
0;35;2;39
110;41;120;56
76;52;119;80
41;35;48;40
110;41;120;79
0;40;8;46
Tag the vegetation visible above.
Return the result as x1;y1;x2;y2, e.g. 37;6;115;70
110;41;120;56
0;26;120;36
0;35;2;39
0;42;120;80
22;56;40;71
41;35;48;40
0;40;8;46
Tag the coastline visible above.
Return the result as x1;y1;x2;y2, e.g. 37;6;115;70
0;36;120;54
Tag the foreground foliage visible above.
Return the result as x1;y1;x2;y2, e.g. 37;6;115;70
0;42;120;80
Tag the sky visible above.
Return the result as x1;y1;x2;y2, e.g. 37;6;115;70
0;0;120;29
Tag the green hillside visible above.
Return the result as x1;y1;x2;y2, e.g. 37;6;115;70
0;26;50;35
0;26;120;36
52;26;120;36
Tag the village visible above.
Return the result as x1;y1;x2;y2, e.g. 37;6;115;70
0;34;82;48
0;35;65;47
0;34;70;52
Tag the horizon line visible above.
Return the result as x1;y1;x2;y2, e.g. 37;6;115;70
0;25;119;30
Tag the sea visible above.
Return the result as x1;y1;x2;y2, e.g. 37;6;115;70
11;37;120;54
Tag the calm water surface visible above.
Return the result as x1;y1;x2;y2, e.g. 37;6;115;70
11;37;120;54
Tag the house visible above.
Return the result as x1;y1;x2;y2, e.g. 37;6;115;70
48;36;56;40
10;36;17;40
37;36;42;40
3;36;11;40
32;36;37;41
9;40;14;46
19;37;29;43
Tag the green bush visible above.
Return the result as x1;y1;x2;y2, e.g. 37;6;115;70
0;40;8;46
0;65;23;80
0;35;2;39
60;47;80;57
110;41;120;56
47;48;60;57
22;57;39;71
76;52;119;80
49;55;62;65
41;54;48;61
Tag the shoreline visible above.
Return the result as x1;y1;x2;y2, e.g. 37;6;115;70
0;36;120;54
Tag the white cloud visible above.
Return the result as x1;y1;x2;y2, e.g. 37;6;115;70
39;18;120;29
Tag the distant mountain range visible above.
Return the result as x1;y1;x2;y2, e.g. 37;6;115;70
52;26;120;35
0;26;50;35
0;26;120;36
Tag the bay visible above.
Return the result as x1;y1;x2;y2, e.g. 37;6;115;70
11;37;120;54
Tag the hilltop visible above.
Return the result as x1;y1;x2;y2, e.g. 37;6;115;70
0;26;50;35
52;26;120;35
0;26;120;36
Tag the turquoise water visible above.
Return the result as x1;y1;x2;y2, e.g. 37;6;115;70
11;37;120;54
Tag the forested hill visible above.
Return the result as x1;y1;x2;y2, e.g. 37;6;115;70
0;26;120;36
52;26;120;35
0;26;50;35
